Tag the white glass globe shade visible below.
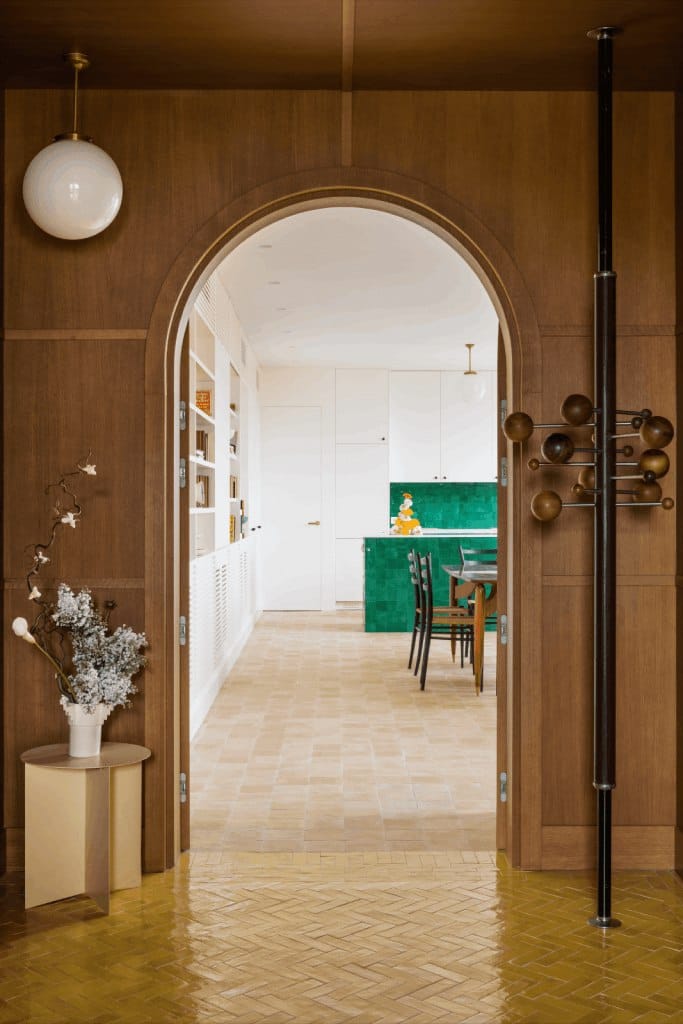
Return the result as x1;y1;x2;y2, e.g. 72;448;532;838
22;138;123;240
458;372;488;401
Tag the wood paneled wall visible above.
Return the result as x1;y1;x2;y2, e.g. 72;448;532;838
2;87;679;872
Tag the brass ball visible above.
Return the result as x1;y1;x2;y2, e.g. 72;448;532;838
578;466;595;489
640;449;669;479
571;483;585;497
622;445;634;458
541;432;575;464
503;411;534;443
634;480;662;503
561;393;593;425
640;416;674;449
527;458;540;471
631;416;643;430
643;470;656;484
662;497;675;510
641;408;653;420
531;490;562;522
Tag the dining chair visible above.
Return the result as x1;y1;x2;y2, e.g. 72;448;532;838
459;545;498;631
416;552;475;691
407;548;422;670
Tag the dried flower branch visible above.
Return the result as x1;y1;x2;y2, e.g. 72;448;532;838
12;454;147;712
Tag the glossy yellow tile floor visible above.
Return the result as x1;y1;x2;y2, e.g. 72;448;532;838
1;613;682;1023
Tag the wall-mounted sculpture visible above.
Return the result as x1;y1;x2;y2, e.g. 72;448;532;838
504;28;675;928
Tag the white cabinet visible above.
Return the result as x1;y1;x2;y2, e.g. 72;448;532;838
335;369;389;443
388;370;497;482
335;539;365;602
335;444;389;537
389;371;441;480
440;372;497;481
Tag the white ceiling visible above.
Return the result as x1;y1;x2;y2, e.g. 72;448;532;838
216;207;499;371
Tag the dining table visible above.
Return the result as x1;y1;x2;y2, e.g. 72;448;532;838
441;564;497;693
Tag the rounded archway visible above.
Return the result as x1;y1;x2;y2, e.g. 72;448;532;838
143;167;543;872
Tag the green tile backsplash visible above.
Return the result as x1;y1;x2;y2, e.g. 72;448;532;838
389;482;497;531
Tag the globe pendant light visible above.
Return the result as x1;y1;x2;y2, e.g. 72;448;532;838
22;53;123;240
461;343;487;400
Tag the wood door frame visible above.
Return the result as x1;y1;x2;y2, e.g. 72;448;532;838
144;166;543;872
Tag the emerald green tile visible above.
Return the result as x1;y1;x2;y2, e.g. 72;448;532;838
389;482;497;531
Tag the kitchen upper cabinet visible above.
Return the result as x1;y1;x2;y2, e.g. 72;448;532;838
335;369;389;444
389;371;441;480
388;370;497;482
440;371;497;481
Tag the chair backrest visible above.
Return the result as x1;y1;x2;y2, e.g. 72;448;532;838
459;545;497;570
407;549;421;610
419;551;434;613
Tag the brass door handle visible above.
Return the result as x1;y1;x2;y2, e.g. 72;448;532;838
307;520;321;525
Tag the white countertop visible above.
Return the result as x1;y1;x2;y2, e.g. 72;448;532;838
367;528;497;538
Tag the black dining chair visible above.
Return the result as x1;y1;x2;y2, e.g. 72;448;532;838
407;549;422;670
415;552;475;691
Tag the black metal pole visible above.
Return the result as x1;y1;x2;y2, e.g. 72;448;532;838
588;25;621;929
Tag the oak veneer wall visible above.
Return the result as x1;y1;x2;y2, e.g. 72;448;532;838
2;87;678;872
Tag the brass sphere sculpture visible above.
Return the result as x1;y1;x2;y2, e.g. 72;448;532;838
531;490;562;522
622;444;633;457
561;393;593;425
503;411;534;442
639;449;670;478
633;480;662;503
662;497;675;510
571;483;585;497
541;432;575;464
640;415;674;449
578;466;595;489
527;458;540;471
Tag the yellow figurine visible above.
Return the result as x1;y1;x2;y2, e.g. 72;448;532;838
390;492;422;535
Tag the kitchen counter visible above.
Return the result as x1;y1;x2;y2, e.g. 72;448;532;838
363;531;497;632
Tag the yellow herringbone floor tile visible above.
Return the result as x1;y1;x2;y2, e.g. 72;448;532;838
1;614;682;1022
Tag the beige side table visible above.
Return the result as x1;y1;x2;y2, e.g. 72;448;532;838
21;742;151;913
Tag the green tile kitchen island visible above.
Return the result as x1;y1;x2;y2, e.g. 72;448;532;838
363;530;497;632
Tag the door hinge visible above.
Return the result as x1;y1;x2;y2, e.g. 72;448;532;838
179;400;187;431
499;613;508;646
500;397;508;429
499;770;508;803
179;457;187;489
180;771;188;804
500;455;508;487
179;615;187;646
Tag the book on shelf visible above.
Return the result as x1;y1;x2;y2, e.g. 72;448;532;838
230;475;238;498
195;429;209;461
195;389;212;415
229;515;236;543
195;474;210;508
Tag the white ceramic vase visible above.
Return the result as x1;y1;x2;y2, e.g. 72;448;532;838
62;702;113;757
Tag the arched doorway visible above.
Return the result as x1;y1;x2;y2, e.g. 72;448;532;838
144;168;543;872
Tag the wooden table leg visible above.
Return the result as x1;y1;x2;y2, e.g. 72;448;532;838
473;583;485;693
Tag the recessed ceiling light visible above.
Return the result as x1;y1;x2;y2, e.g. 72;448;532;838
276;306;287;312
268;280;280;285
258;244;273;249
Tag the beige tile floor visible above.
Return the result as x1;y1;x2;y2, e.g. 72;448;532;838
190;611;498;853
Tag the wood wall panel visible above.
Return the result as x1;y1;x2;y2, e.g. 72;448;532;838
542;825;675;870
614;585;676;824
3;339;145;580
541;583;594;825
4;90;342;329
1;85;679;871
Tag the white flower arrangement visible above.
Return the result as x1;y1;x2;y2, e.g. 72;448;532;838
11;455;147;714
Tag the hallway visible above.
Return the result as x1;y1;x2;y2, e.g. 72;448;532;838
1;615;682;1023
190;612;497;854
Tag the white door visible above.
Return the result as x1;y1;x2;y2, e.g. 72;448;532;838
389;370;442;481
261;406;322;609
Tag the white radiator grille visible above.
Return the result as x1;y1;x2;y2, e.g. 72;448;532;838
196;277;216;333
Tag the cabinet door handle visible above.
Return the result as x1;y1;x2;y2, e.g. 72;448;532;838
307;520;321;526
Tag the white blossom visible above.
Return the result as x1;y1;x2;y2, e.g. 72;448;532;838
35;551;50;565
12;617;36;644
79;463;97;476
28;586;41;601
61;512;77;528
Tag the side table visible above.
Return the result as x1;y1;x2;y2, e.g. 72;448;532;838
21;742;151;913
